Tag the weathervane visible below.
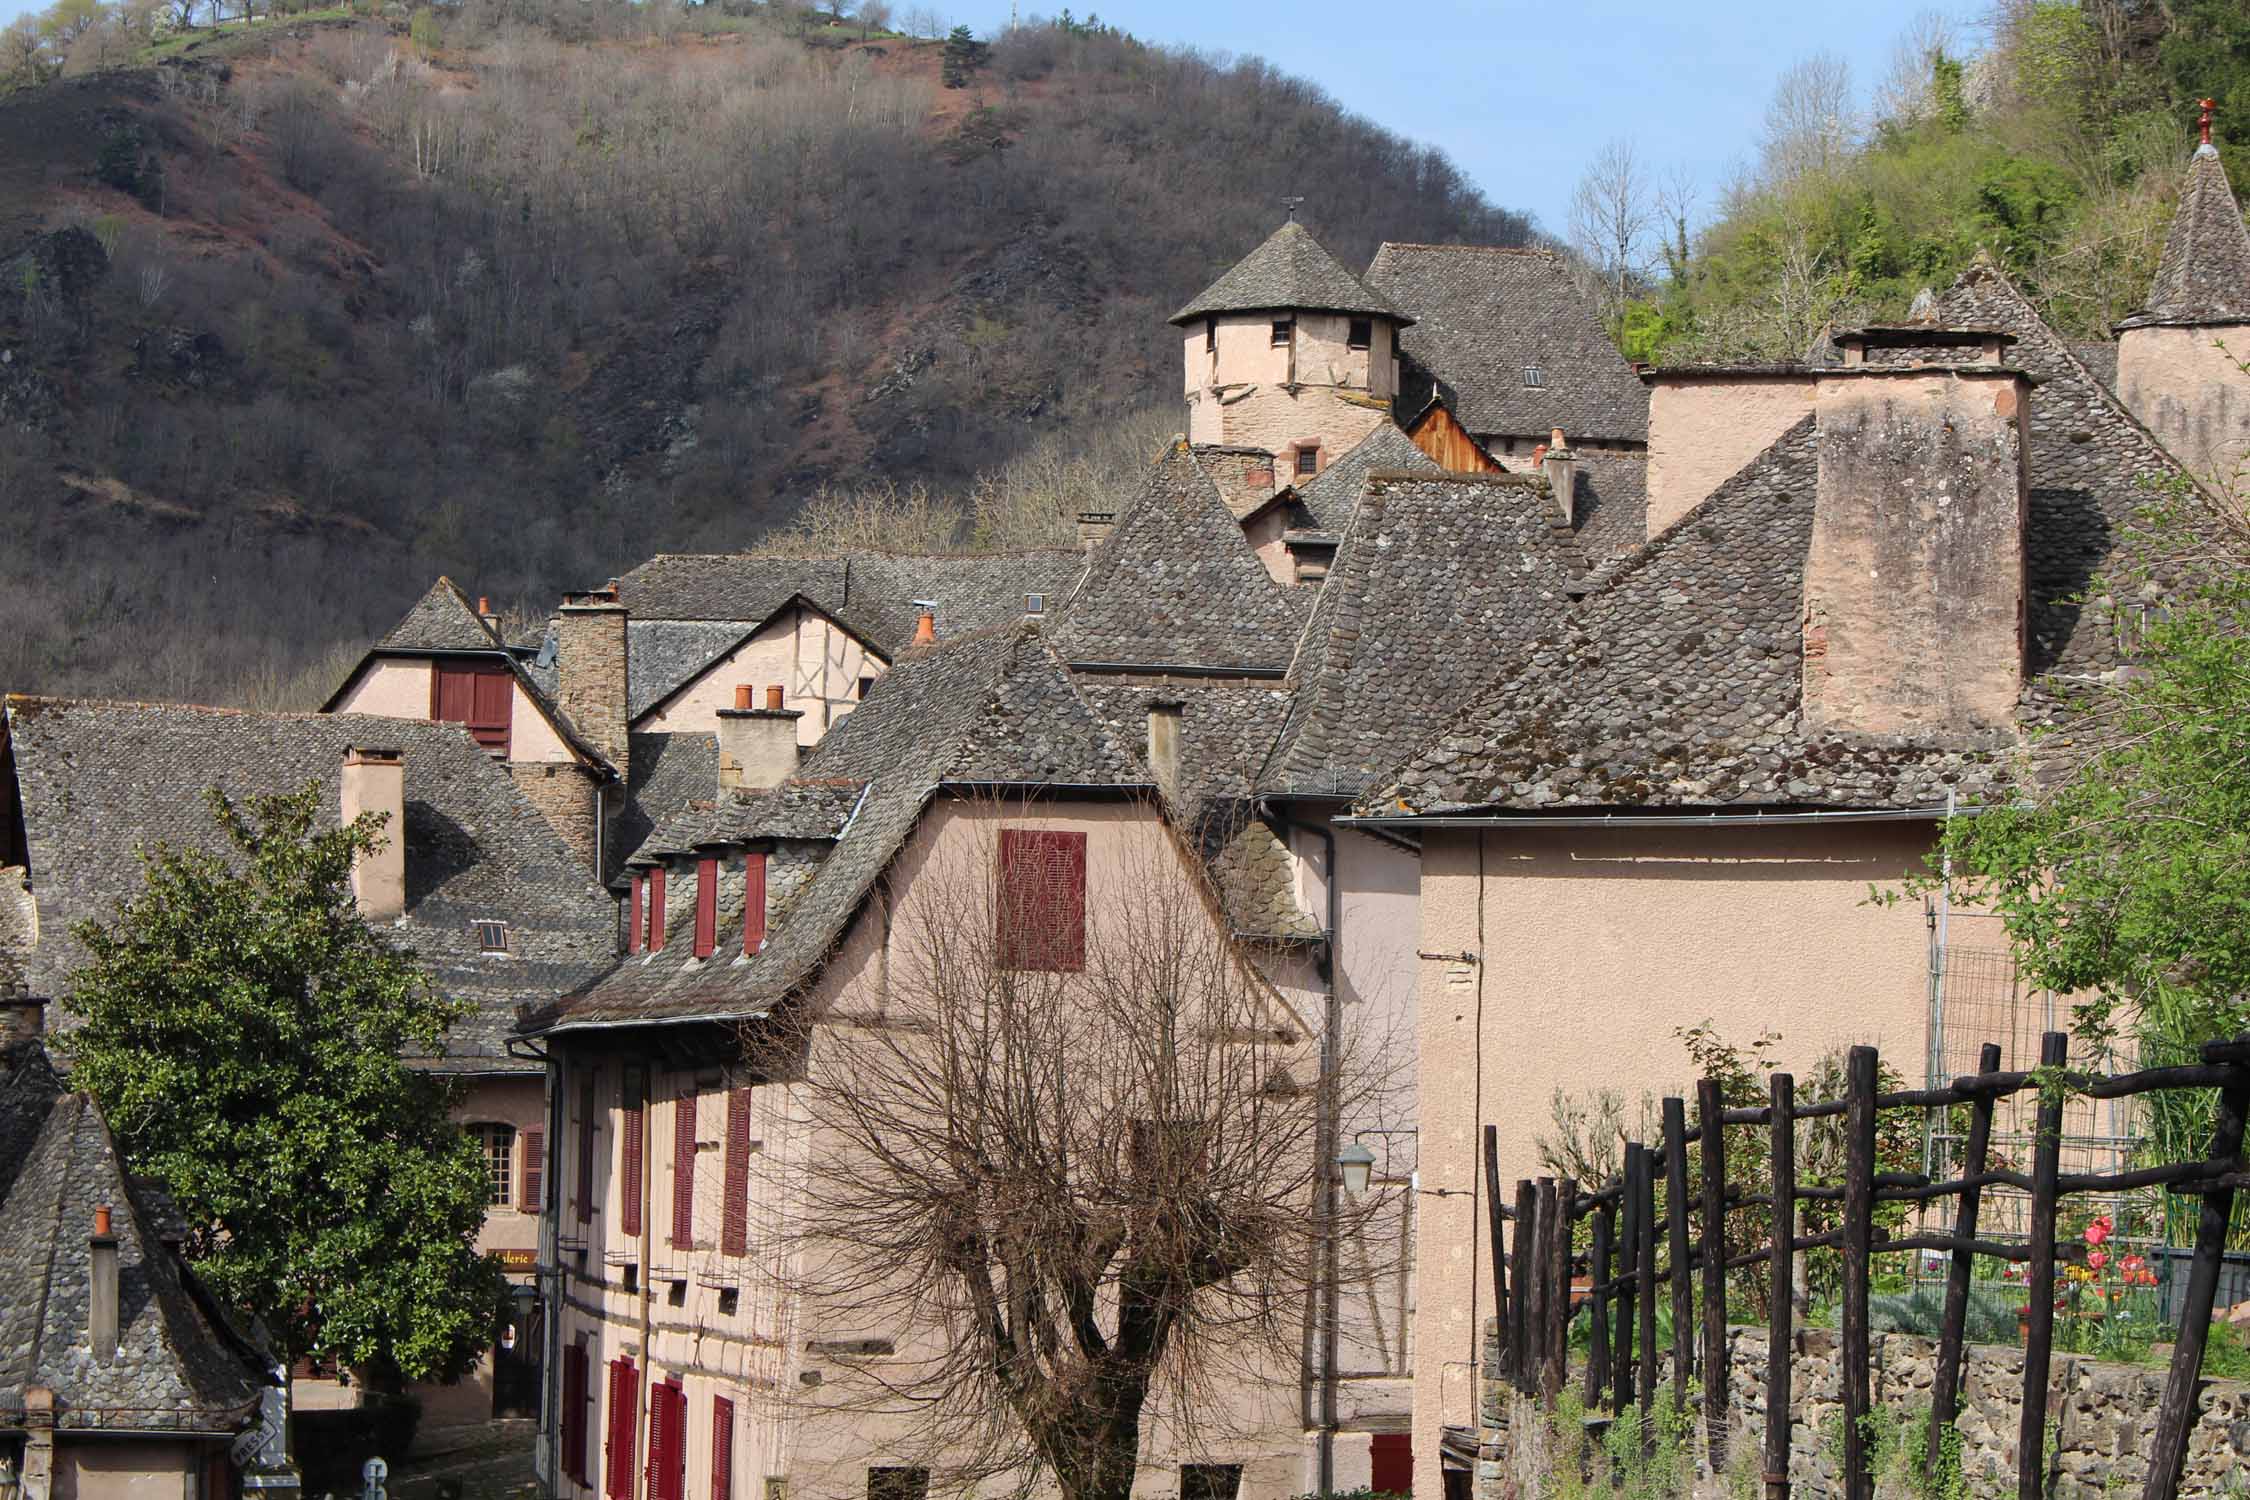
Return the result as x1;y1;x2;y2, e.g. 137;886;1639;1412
2201;98;2216;148
1281;196;1305;223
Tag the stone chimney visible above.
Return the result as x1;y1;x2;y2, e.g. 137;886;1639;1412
556;588;630;788
1802;360;2030;738
0;995;46;1044
340;747;406;922
1076;511;1116;551
1540;428;1577;528
1146;701;1183;803
1642;366;1816;537
89;1204;119;1363
718;688;802;792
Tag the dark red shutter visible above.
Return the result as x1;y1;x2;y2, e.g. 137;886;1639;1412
710;1397;735;1500
628;877;644;955
576;1071;598;1225
742;855;767;956
722;1088;751;1257
603;1357;637;1500
647;1380;685;1500
1370;1434;1411;1495
670;1093;696;1248
694;859;717;959
433;663;475;723
648;868;667;951
621;1072;645;1237
997;830;1086;972
521;1126;544;1213
562;1343;589;1483
469;668;514;756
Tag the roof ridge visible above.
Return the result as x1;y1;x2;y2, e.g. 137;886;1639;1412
1374;242;1559;257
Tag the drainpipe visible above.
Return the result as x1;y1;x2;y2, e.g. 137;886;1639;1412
1260;796;1341;1495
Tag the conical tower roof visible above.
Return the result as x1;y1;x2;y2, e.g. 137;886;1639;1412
1169;221;1409;326
2121;140;2250;328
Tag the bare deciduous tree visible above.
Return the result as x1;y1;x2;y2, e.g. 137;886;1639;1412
1760;51;1856;186
756;807;1387;1500
1568;136;1655;317
1871;9;1959;127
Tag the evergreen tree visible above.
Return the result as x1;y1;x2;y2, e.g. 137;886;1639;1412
940;23;985;88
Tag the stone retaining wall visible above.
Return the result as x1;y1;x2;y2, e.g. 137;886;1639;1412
1476;1319;2250;1497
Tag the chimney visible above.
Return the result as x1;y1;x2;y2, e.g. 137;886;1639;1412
1076;510;1116;551
912;610;937;647
717;691;802;792
476;595;499;635
340;747;406;923
1642;366;1818;538
556;588;630;789
0;995;46;1044
1541;429;1577;528
89;1204;119;1363
1802;359;2030;738
1146;701;1183;803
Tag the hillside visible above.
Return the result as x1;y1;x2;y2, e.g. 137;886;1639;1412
0;5;1530;705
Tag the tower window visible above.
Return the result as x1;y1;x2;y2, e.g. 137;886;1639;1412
1204;317;1216;354
1348;318;1372;350
1270;319;1292;348
1522;365;1545;388
1295;446;1319;478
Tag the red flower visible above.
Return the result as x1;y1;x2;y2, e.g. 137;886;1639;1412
2088;1249;2109;1272
2084;1216;2113;1247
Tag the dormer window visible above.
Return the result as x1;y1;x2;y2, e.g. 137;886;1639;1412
1522;365;1545;388
474;919;511;955
1347;318;1372;350
1270;319;1292;348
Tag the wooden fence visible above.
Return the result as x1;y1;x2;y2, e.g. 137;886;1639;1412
1486;1031;2250;1500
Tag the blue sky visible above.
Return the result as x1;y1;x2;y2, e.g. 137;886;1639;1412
2;0;1992;236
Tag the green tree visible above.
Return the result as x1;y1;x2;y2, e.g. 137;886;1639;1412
65;783;507;1387
940;22;985;87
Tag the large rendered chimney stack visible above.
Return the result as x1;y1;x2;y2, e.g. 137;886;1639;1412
1641;366;1818;538
1540;428;1577;528
1803;352;2030;738
1146;701;1183;804
89;1204;119;1363
556;587;631;790
340;747;406;923
717;690;802;793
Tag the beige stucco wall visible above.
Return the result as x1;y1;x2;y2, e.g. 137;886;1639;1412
1406;821;1940;1476
53;1441;200;1500
331;658;575;764
636;609;880;747
2117;321;2250;492
554;799;1328;1500
1185;313;1396;461
1644;375;1814;537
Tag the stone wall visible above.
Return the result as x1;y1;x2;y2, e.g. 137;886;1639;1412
2117;321;2250;490
1476;1318;2250;1497
506;761;602;876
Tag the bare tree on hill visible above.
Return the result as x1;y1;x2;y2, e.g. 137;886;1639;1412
1569;135;1655;320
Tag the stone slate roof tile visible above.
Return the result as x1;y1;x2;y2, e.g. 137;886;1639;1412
617;732;720;869
1569;450;1648;568
625;778;866;865
1290;424;1440;531
1365;243;1649;443
1264;472;1582;800
627;622;770;720
0;1089;269;1433
376;577;502;652
2069;341;2118;389
3;699;614;1070
1052;445;1304;673
2121;146;2250;328
1169;222;1407;326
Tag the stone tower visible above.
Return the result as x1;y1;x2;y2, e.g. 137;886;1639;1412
1170;221;1408;487
2116;106;2250;488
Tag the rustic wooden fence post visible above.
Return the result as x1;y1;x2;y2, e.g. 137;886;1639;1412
1841;1044;1878;1500
1663;1096;1694;1417
1531;1178;1556;1398
1584;1198;1613;1407
2143;1037;2250;1500
2017;1031;2069;1500
1484;1125;1508;1382
1511;1178;1537;1396
1929;1041;2000;1483
1546;1177;1574;1400
1765;1070;1795;1500
1697;1076;1730;1465
1614;1144;1641;1412
1637;1144;1659;1434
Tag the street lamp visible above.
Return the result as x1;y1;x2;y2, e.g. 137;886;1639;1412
1337;1141;1375;1196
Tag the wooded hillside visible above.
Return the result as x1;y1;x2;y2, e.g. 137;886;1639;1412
0;3;1528;705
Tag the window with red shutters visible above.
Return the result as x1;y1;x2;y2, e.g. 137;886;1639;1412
694;859;717;958
621;1069;645;1237
602;1357;637;1500
721;1087;752;1257
742;854;767;956
670;1093;696;1248
561;1343;590;1484
628;877;644;955
1369;1434;1411;1496
576;1071;599;1225
432;663;514;757
521;1127;544;1213
648;868;667;951
710;1397;735;1500
996;830;1086;972
646;1379;686;1500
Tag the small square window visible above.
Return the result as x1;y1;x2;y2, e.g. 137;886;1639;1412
668;1279;687;1307
867;1470;928;1500
1182;1466;1242;1500
1295;447;1319;478
718;1288;740;1317
621;1264;639;1294
475;919;511;955
1270;319;1292;347
1204;316;1216;354
1347;318;1372;350
856;676;875;701
1522;365;1545;388
1024;593;1045;615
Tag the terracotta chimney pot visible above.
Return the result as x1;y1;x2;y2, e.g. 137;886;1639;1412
1550;427;1566;450
734;684;753;711
94;1205;112;1237
765;685;784;711
914;610;936;646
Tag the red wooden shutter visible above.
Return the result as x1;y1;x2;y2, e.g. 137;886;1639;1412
647;1380;685;1500
694;859;717;958
721;1087;751;1257
710;1397;735;1500
648;868;667;951
521;1126;544;1213
621;1071;645;1237
1370;1433;1412;1496
469;668;513;756
576;1071;598;1225
629;877;644;955
742;855;766;956
997;830;1086;971
433;663;475;724
562;1343;589;1484
602;1357;637;1500
670;1093;696;1248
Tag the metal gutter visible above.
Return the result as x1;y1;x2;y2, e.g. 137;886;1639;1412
537;1006;773;1038
1064;661;1287;680
1339;805;1982;830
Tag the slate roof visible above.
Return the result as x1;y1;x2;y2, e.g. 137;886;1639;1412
1569;450;1649;568
2068;341;2119;389
0;1084;270;1434
625;778;866;865
2119;145;2250;329
3;699;614;1072
533;623;1150;1031
1051;445;1304;674
1290;423;1440;531
1169;222;1407;326
376;577;503;652
1265;472;1583;801
1365;243;1649;444
616;731;720;875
